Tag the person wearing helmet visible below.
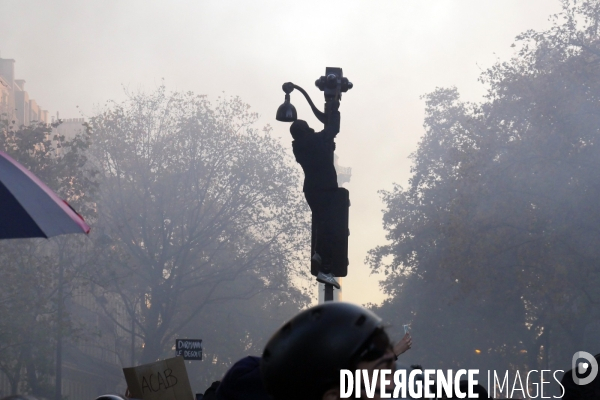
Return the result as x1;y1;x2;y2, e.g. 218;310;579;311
260;302;397;400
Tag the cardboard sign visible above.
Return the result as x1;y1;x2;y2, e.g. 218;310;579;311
123;356;194;400
175;339;203;360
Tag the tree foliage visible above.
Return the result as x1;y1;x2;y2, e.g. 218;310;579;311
369;0;600;375
88;86;310;365
0;119;97;397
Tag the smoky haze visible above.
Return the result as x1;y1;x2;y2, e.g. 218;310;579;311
7;1;598;399
0;0;561;304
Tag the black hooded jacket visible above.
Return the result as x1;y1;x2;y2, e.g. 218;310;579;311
290;111;340;193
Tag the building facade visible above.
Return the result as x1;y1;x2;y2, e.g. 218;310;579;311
0;54;49;126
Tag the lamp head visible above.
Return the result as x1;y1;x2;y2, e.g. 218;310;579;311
276;93;297;122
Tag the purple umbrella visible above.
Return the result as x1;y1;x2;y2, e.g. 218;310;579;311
0;150;90;239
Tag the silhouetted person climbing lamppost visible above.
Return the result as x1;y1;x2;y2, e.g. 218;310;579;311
276;67;352;301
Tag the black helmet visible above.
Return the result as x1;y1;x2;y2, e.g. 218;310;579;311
260;302;383;400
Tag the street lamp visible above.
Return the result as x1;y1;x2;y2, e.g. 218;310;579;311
276;68;353;302
276;68;352;124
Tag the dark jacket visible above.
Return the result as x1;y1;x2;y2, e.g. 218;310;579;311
216;356;269;400
290;112;340;193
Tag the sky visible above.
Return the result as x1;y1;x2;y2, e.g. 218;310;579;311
1;0;562;306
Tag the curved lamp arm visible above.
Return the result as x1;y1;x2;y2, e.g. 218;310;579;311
283;82;327;124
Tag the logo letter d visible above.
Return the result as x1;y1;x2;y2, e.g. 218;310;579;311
572;351;598;386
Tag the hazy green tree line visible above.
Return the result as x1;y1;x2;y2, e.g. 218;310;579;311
0;87;310;396
86;86;310;390
369;0;600;383
0;118;98;397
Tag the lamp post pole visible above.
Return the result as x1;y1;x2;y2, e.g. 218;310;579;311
276;68;353;302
